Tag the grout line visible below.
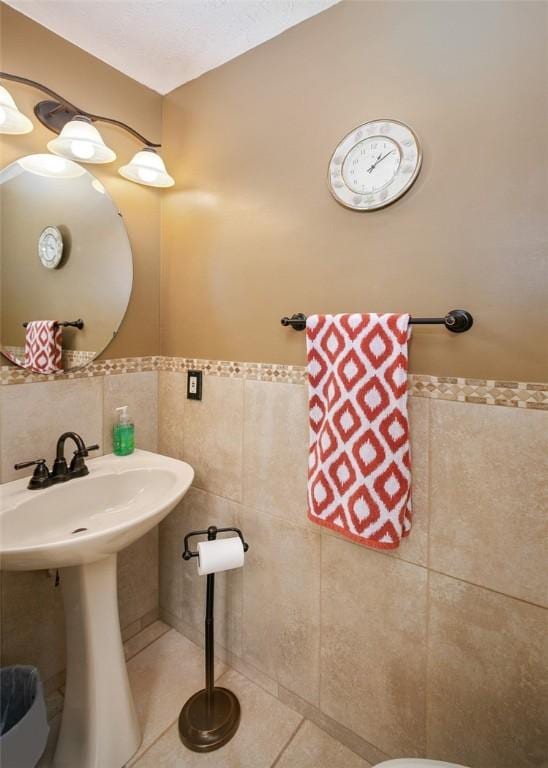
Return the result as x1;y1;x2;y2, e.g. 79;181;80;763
214;661;226;682
425;565;431;756
424;396;432;755
236;504;245;662
277;685;383;765
172;612;278;698
153;368;160;453
425;395;432;573
130;630;277;765
425;567;547;610
154;368;161;602
318;531;323;712
130;631;226;765
124;623;171;661
159;619;228;682
215;667;231;686
100;374;105;456
190;483;243;508
180;484;548;611
239;377;246;505
270;717;306;768
321;524;547;610
223;651;276;695
129;716;178;767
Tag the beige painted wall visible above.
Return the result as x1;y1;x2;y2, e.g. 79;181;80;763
0;3;163;359
161;0;548;381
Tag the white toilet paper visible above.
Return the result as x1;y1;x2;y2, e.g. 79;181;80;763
197;536;245;576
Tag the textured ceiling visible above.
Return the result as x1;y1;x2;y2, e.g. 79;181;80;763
5;0;340;94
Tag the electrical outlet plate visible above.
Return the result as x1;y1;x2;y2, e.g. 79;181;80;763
187;370;202;401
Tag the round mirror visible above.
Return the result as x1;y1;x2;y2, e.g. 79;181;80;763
0;154;133;371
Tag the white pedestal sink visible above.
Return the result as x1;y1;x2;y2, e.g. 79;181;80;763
0;450;194;768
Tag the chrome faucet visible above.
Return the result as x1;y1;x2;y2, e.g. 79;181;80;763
14;432;99;490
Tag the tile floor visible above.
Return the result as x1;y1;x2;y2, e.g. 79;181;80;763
40;621;372;768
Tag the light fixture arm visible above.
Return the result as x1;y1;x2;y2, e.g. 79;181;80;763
0;72;161;148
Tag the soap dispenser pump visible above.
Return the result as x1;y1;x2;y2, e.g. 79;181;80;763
113;405;135;456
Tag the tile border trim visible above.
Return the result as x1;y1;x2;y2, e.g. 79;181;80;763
0;356;160;385
1;356;547;410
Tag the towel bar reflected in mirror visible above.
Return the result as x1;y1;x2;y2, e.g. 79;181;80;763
22;319;85;330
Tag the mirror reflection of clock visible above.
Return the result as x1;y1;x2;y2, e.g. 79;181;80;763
38;225;64;269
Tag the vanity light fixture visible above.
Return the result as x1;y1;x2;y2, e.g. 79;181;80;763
0;72;175;187
0;84;33;134
47;115;116;164
119;147;174;187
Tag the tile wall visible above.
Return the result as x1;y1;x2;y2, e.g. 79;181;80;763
156;366;548;768
1;359;546;767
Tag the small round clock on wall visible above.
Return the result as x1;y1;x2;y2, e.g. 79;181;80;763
38;225;64;269
327;119;422;210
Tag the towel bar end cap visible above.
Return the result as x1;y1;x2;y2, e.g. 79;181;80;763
281;313;307;331
445;309;474;333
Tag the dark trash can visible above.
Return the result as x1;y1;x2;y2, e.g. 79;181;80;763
0;666;49;768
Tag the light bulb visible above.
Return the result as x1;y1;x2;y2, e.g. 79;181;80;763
70;139;95;160
119;148;174;188
137;167;158;184
47;116;116;164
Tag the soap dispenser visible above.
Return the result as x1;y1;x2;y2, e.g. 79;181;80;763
113;405;135;456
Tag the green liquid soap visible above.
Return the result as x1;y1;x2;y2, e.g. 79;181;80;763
113;405;135;456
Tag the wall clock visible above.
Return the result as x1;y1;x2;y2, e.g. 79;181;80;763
38;225;64;269
327;119;422;210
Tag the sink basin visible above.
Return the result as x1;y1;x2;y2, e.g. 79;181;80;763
1;450;194;570
0;449;194;768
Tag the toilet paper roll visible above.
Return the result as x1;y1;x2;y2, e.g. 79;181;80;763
197;536;245;576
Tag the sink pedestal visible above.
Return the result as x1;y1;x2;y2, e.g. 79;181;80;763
53;554;141;768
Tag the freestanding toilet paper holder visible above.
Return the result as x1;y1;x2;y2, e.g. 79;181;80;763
178;526;249;752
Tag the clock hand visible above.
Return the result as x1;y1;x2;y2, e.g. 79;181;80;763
367;149;395;173
365;152;382;173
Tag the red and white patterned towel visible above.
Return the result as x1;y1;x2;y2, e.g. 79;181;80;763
306;313;412;549
21;321;63;374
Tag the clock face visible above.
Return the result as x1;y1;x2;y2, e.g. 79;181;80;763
328;120;421;210
38;226;63;269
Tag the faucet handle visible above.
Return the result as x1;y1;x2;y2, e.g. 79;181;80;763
73;443;100;457
14;459;51;491
70;444;99;478
14;458;47;470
